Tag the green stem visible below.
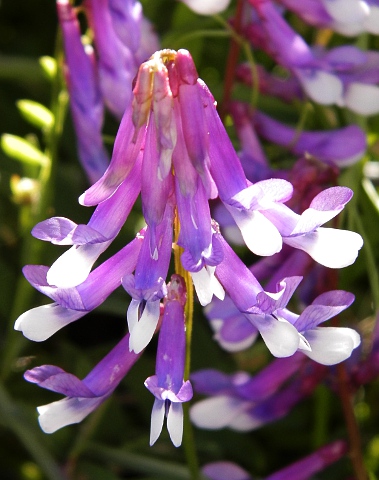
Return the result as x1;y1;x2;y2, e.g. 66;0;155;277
174;211;200;480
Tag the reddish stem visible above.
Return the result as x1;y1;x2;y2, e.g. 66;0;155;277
220;0;244;121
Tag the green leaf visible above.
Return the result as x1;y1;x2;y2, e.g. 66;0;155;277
1;134;49;167
17;99;54;130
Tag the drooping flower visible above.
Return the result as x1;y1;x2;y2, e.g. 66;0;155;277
16;48;363;440
24;332;142;433
214;233;360;361
15;232;143;341
145;275;193;447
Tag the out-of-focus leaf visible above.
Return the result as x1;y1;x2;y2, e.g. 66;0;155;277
85;442;204;479
39;56;57;80
17;99;54;131
1;134;49;167
0;382;67;480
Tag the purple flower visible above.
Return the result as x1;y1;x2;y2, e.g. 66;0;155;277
15;234;143;341
84;0;135;119
265;440;348;480
203;461;252;480
215;233;360;362
122;202;174;353
278;0;379;36
246;1;379;113
31;154;142;288
145;275;193;447
24;333;142;433
16;48;363;440
190;354;326;431
252;110;366;167
57;0;109;183
202;440;347;480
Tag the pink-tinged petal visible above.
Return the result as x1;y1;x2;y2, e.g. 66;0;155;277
167;402;183;447
284;227;363;268
344;82;379;115
180;0;231;15
38;395;107;434
14;304;86;342
227;207;283;256
46;241;112;288
149;399;165;446
300;327;361;365
295;68;343;105
203;461;252;480
79;103;145;206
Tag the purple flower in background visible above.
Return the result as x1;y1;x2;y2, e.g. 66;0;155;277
190;354;326;431
245;0;379;113
145;275;193;447
265;440;348;480
180;0;232;15
202;440;347;480
278;0;379;36
24;333;142;433
57;0;109;183
203;461;252;480
252;110;367;167
83;0;136;119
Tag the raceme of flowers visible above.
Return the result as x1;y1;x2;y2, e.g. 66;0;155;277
16;47;363;449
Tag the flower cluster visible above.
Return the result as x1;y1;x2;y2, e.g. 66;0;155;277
17;46;362;448
12;0;376;477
